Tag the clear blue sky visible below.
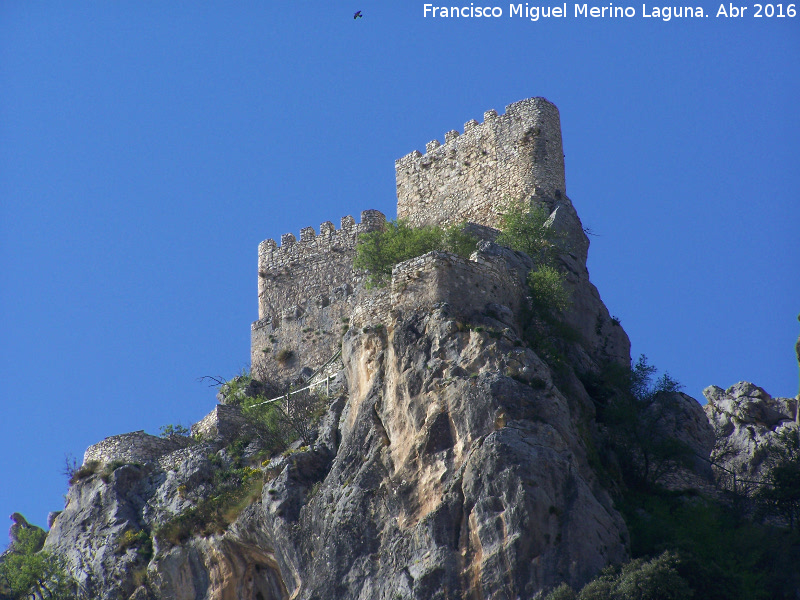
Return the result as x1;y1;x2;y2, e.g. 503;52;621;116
1;2;797;540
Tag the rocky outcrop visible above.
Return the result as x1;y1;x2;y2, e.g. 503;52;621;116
39;234;640;599
30;93;658;596
704;381;798;481
42;403;270;600
649;391;717;479
281;300;628;598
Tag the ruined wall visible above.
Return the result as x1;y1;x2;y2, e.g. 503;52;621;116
395;97;566;229
389;250;524;319
83;431;193;467
346;247;528;337
251;210;386;382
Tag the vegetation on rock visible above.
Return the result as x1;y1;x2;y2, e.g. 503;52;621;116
158;423;191;437
223;370;328;453
587;355;691;487
619;486;800;599
116;528;153;561
354;219;478;287
155;462;264;546
543;551;691;600
577;355;800;599
495;203;563;266
755;428;800;530
496;202;571;315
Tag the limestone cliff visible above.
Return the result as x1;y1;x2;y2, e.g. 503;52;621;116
40;238;639;600
704;381;798;485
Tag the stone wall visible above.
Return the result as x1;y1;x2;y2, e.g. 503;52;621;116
395;97;566;229
191;404;252;442
390;250;525;319
83;431;193;467
251;210;386;382
346;247;528;337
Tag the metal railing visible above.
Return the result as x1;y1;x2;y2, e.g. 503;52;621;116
249;349;343;409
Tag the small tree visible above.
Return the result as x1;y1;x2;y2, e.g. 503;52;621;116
755;428;800;530
0;527;75;600
594;356;693;487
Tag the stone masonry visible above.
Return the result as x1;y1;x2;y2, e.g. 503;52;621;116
83;431;193;467
251;210;386;382
251;97;620;383
396;97;566;229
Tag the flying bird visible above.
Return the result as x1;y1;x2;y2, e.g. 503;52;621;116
354;10;363;19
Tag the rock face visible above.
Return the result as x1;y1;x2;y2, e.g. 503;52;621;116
704;381;798;481
648;391;717;480
286;299;627;599
40;237;637;600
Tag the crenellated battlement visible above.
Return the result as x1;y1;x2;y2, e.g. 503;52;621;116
396;97;566;229
256;210;385;322
251;210;386;381
252;98;593;383
258;210;386;278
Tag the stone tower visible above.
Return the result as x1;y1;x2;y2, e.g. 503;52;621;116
251;211;386;382
395;97;566;229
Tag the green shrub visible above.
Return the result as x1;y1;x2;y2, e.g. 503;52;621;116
554;552;692;600
581;356;690;488
610;552;691;600
155;466;263;546
755;428;800;530
495;202;565;265
159;423;191;437
214;368;254;406
545;582;578;600
494;201;576;363
618;486;800;599
69;460;101;484
240;387;326;453
529;265;571;314
576;569;616;600
442;222;480;257
116;528;153;561
354;219;477;288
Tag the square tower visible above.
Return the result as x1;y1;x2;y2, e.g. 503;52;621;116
395;97;566;229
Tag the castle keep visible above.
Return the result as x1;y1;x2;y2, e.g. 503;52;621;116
396;97;566;229
251;97;590;381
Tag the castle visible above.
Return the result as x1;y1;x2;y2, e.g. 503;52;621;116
251;97;599;382
81;97;628;469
